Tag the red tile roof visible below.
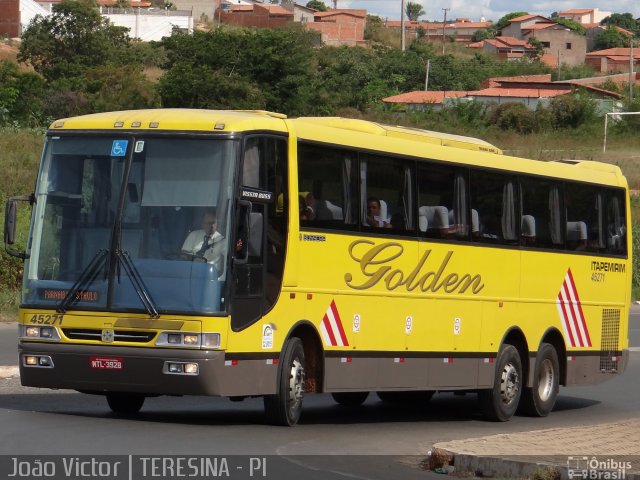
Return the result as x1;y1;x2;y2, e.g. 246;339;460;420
486;36;531;48
559;9;593;15
522;22;557;30
587;48;640;59
469;88;568;98
483;74;552;87
383;91;468;104
315;9;366;19
508;14;550;23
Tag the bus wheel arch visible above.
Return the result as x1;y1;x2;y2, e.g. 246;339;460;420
480;328;528;422
519;331;563;417
285;320;324;393
263;321;323;426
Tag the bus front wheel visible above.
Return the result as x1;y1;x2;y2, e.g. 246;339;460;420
519;343;559;417
106;392;145;415
479;344;522;421
264;337;305;426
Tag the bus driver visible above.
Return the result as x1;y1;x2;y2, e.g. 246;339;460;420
181;210;225;271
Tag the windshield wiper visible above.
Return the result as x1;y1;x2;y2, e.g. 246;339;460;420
116;249;159;318
57;249;108;314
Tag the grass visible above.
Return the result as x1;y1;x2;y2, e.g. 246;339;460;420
0;289;20;323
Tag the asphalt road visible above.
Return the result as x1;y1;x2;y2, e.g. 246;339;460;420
0;309;638;479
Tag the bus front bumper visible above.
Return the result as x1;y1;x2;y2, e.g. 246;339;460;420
18;342;278;397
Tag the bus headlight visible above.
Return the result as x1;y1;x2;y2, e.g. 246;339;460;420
21;325;60;341
183;334;199;345
202;333;221;348
163;362;199;375
156;332;221;348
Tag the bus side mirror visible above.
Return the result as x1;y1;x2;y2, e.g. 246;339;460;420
4;194;33;259
4;199;17;245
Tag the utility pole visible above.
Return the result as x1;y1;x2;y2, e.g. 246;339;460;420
425;59;430;91
401;0;406;51
630;41;634;100
441;8;449;55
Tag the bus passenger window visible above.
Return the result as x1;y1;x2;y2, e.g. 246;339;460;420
360;154;413;234
417;163;467;240
297;143;357;229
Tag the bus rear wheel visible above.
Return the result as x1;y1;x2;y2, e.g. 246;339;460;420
479;344;522;421
331;392;369;406
106;392;145;415
519;343;559;417
264;337;305;426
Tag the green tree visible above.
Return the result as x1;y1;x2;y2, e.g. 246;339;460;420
601;13;639;33
306;0;326;11
158;26;319;115
406;2;425;22
495;12;528;31
471;29;492;42
551;17;585;35
526;37;545;62
0;60;46;127
594;26;631;50
18;0;131;81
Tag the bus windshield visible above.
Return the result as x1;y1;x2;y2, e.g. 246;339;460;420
23;135;238;315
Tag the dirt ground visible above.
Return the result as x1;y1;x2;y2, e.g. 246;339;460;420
0;41;19;62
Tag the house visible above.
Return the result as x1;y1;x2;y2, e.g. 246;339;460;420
386;19;493;43
585;24;633;51
217;3;294;29
17;0;192;40
382;91;468;111
500;14;587;66
305;9;366;46
586;47;640;73
474;36;538;61
500;14;554;38
0;0;20;37
557;8;611;24
383;74;622;113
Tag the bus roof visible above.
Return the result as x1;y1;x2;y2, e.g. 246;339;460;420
48;109;289;133
48;109;625;187
293;117;503;154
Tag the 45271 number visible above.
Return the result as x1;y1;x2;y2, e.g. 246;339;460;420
28;314;64;325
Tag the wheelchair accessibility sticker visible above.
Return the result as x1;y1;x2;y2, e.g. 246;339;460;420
111;140;128;157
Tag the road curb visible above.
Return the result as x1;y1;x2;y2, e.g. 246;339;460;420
431;448;640;480
0;366;19;379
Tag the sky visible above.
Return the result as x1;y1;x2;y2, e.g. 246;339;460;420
338;1;640;22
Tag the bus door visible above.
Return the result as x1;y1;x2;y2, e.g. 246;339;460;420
231;136;288;331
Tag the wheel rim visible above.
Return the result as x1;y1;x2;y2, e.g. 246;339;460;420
288;357;305;416
536;358;555;402
500;362;520;405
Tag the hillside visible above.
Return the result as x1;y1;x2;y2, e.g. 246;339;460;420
0;41;18;62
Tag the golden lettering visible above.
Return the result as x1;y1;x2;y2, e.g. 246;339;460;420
345;241;485;295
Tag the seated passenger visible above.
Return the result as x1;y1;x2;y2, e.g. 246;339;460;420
300;193;315;221
366;197;391;228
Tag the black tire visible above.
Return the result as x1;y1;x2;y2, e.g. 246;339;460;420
519;343;559;417
479;344;522;422
331;392;369;407
264;337;305;426
106;392;145;415
376;391;434;403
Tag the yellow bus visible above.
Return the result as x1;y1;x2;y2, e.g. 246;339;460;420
4;109;631;426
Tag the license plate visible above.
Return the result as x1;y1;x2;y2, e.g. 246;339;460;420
90;357;123;370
